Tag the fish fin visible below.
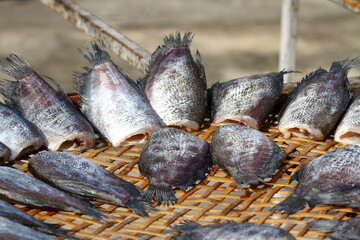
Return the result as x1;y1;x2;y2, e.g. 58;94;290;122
142;185;177;205
235;175;263;186
171;221;201;233
0;54;34;80
210;82;222;121
330;57;360;73
308;219;339;233
124;198;153;217
36;226;81;240
78;40;111;66
195;50;206;84
73;69;92;109
0;79;22;113
270;194;307;214
163;32;193;50
308;191;347;207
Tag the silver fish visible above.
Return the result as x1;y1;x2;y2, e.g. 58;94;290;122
0;166;106;222
279;58;360;140
0;200;78;239
335;90;360;145
29;151;150;217
0;103;42;161
308;218;360;240
138;127;212;205
0;54;95;151
0;142;11;163
271;145;360;214
0;216;56;240
211;71;290;129
172;221;295;240
76;41;162;146
210;124;285;188
139;32;207;131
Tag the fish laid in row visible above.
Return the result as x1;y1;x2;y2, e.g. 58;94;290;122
0;103;42;162
279;57;360;140
211;71;291;130
139;127;212;205
0;54;95;151
139;32;207;132
76;41;162;146
29;151;150;216
211;124;285;188
271;145;360;214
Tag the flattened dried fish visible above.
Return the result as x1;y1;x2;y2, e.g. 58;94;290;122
0;200;78;239
271;145;360;214
0;103;42;161
0;216;56;240
29;151;150;217
139;32;207;131
0;166;106;222
210;124;285;188
139;128;212;205
172;221;295;240
308;218;360;240
0;54;95;151
279;58;360;140
211;71;290;129
76;41;162;146
309;187;360;209
0;142;10;163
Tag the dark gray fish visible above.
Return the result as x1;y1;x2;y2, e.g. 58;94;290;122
210;124;285;188
0;200;79;239
308;187;360;209
0;142;10;163
139;32;207;131
0;54;95;151
29;151;150;217
0;103;42;161
308;218;360;240
211;71;290;129
75;41;162;147
279;58;360;140
0;166;106;222
271;145;360;214
138;127;211;205
172;221;295;240
0;216;56;240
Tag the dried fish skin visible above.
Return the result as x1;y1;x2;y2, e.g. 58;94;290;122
172;221;296;240
0;142;11;163
0;103;42;161
210;124;285;188
0;54;95;151
271;145;360;214
279;58;360;140
29;151;150;217
0;200;78;239
76;41;162;146
0;216;56;240
211;71;288;129
308;218;360;240
139;32;207;131
138;127;212;205
0;166;106;222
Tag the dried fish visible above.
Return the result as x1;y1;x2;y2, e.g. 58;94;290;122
308;218;360;240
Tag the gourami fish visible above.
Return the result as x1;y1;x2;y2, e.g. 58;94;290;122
308;218;360;240
139;32;207;131
0;54;95;151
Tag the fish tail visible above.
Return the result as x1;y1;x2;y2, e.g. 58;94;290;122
0;54;34;80
163;32;193;49
0;79;21;112
330;57;360;73
279;69;301;75
124;198;150;217
78;40;111;66
171;221;201;233
84;206;111;223
142;185;177;205
308;192;347;207
308;219;338;233
270;194;307;214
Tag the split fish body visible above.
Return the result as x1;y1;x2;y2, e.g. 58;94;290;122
0;54;95;151
29;151;150;216
271;145;360;214
308;218;360;240
278;58;360;140
76;41;162;146
138;127;212;205
210;124;285;188
0;166;105;222
139;32;207;131
211;71;288;129
172;221;296;240
0;103;42;161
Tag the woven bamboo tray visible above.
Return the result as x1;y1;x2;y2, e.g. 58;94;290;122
6;96;360;240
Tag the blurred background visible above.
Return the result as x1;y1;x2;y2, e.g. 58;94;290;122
0;0;359;92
